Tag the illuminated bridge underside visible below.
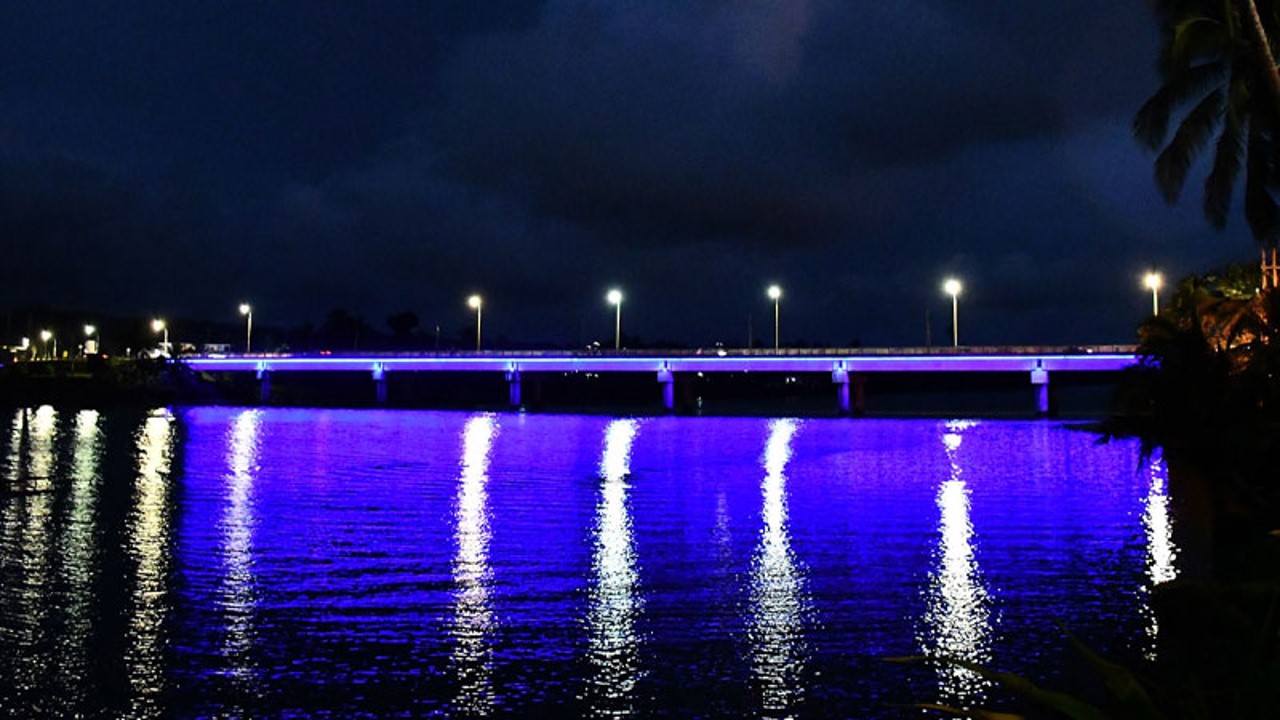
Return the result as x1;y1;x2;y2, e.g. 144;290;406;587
184;348;1138;414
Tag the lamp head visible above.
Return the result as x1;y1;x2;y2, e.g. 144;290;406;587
767;285;782;300
943;278;962;296
606;289;623;305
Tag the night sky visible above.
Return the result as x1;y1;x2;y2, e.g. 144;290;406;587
0;2;1258;348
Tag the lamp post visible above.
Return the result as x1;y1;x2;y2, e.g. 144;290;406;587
239;303;253;353
943;278;962;347
767;285;782;351
1144;272;1163;316
467;295;483;351
84;324;97;355
39;330;54;360
607;289;623;349
152;319;169;357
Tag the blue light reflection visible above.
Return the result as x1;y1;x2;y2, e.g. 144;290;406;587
0;409;1165;718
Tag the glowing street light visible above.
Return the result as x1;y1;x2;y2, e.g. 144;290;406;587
607;288;623;349
239;303;253;353
84;324;97;355
1143;272;1163;316
467;295;483;351
943;278;962;347
39;329;54;360
151;319;169;357
767;284;782;351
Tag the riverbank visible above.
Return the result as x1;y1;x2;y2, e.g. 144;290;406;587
0;358;205;407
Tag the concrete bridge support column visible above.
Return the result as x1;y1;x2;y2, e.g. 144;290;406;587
1031;367;1050;416
256;367;271;403
832;366;850;415
657;367;675;412
507;370;522;409
372;364;387;405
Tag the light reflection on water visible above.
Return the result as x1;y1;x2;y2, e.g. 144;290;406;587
586;418;642;718
921;419;993;706
56;410;103;711
1141;452;1178;659
219;409;264;702
749;418;810;719
0;408;1178;718
125;409;175;719
2;407;58;713
451;413;499;716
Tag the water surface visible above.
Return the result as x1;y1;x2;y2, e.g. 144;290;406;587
0;407;1174;717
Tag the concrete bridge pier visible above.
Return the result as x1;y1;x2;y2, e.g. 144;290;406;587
256;365;271;403
832;366;850;414
372;364;387;404
1031;365;1050;416
507;370;522;409
658;366;675;412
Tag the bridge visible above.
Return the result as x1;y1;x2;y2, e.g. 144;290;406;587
184;345;1139;415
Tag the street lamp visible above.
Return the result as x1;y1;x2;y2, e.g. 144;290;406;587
1143;272;1163;316
84;324;97;355
767;285;782;351
943;278;962;347
152;319;169;357
467;295;483;351
239;303;253;353
39;329;54;360
607;289;623;349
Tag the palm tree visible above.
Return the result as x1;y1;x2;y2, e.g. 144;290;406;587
1135;0;1280;245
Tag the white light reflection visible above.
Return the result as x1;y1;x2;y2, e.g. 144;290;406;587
4;407;58;705
921;419;992;706
125;409;175;719
57;410;103;708
1;410;24;564
1140;452;1178;660
220;409;264;694
749;418;810;719
586;419;642;718
27;406;58;490
451;413;499;716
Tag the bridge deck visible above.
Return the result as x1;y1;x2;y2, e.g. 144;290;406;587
184;346;1139;375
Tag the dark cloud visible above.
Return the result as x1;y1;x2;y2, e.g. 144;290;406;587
0;1;1258;346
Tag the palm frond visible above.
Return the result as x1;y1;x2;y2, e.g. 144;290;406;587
1244;121;1280;241
1167;15;1231;74
1136;62;1229;149
1156;88;1227;202
1204;77;1247;225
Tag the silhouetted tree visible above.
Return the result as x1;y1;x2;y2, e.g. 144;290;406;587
316;308;379;351
1136;0;1280;243
386;311;420;349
